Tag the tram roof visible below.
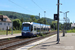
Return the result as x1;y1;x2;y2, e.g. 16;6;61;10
22;22;50;26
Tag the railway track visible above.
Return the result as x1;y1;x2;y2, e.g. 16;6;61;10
0;31;61;50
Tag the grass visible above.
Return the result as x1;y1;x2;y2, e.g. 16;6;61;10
36;33;48;37
0;30;21;35
8;38;10;40
40;33;45;37
36;35;40;37
66;29;75;33
0;30;59;35
39;30;57;37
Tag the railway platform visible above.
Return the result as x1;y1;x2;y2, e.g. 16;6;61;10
0;33;21;39
17;33;75;50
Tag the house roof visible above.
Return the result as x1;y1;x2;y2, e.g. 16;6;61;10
0;15;11;22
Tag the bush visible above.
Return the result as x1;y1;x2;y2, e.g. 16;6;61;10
67;29;75;33
13;27;16;30
8;28;12;31
37;35;40;37
40;33;43;36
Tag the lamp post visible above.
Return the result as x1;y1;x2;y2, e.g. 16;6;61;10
61;11;69;30
11;15;13;35
60;11;69;36
60;11;65;36
65;11;69;30
39;13;41;33
66;17;70;30
11;19;13;35
11;12;16;35
44;11;46;31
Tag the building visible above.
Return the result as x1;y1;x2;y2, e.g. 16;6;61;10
71;23;75;28
0;15;12;30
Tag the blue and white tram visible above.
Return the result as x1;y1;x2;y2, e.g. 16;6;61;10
22;22;50;37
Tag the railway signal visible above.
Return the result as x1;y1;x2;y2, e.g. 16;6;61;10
54;14;59;20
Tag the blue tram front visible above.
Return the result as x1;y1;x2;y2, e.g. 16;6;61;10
22;23;33;37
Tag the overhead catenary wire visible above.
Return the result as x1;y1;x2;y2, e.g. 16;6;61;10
8;0;33;13
31;0;44;11
9;0;50;17
31;0;50;17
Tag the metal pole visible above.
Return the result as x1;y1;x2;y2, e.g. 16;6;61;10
54;23;55;30
57;0;60;44
6;26;8;35
63;24;65;36
44;11;46;31
11;12;16;35
39;13;41;33
11;17;13;35
66;12;67;30
63;13;65;36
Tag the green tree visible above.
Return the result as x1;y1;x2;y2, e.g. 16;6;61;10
63;23;71;30
51;21;57;30
51;23;57;30
20;17;24;23
29;15;37;22
37;18;46;24
13;19;21;30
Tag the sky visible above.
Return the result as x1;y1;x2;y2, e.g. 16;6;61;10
0;0;75;23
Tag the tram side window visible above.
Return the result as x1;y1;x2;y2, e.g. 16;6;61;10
31;25;33;31
43;27;45;31
41;27;43;31
34;26;37;31
37;28;40;32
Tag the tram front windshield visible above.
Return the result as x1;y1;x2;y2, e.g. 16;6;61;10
22;24;30;31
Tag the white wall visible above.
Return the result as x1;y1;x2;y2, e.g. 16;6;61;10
0;22;12;30
71;23;75;28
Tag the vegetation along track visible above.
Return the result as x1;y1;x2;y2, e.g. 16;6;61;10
0;31;62;50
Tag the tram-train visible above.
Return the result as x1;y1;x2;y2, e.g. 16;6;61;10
22;22;50;37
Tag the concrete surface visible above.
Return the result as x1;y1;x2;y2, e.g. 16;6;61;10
0;33;21;39
30;33;75;50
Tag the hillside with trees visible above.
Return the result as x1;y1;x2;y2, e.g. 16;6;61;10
0;11;64;30
0;11;39;20
0;11;53;25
